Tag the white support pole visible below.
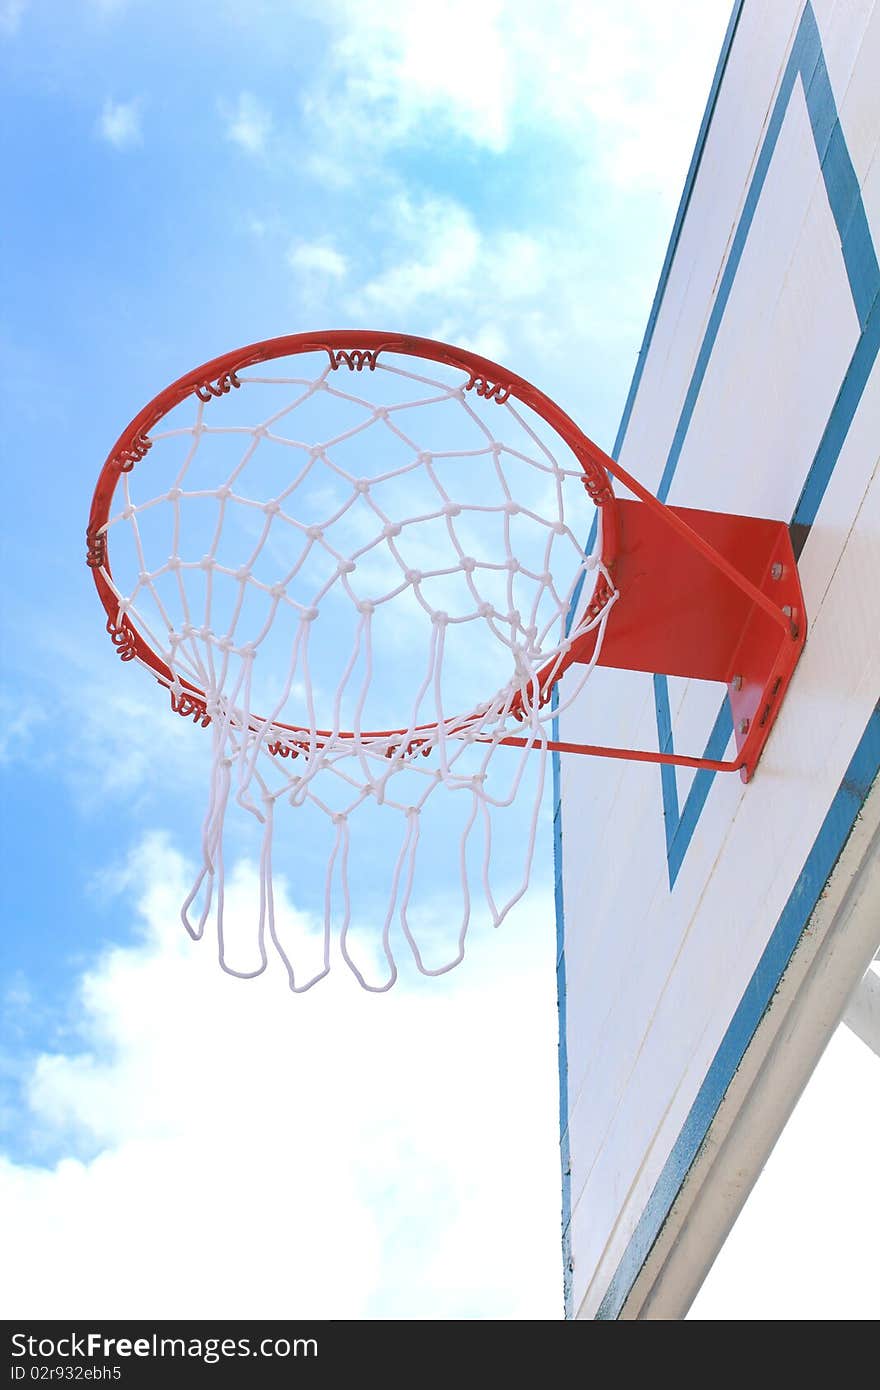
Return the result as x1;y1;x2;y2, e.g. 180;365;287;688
843;967;880;1060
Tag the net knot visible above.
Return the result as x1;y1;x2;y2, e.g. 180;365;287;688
504;500;520;516
355;478;370;495
356;599;375;616
443;501;462;517
338;559;356;575
199;555;214;571
168;487;183;502
306;524;322;541
404;568;422;585
461;556;477;574
383;521;402;539
301;607;319;623
433;611;449;627
264;499;281;516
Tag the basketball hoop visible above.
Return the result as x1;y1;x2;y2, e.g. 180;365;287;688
87;331;806;990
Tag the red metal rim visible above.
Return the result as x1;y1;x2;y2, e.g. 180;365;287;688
87;330;620;739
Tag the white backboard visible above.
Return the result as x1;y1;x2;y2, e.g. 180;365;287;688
556;0;880;1318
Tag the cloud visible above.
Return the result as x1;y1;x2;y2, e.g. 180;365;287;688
352;195;481;315
225;92;273;155
288;241;348;280
0;693;45;766
340;189;619;369
303;0;730;197
342;191;554;358
1;833;562;1317
0;623;212;817
321;0;512;152
0;0;26;34
97;98;142;149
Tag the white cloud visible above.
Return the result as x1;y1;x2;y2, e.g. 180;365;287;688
303;0;730;197
352;194;481;314
225;92;273;155
0;0;26;34
2;833;563;1317
288;241;348;280
0;694;44;765
0;626;211;818
347;192;551;334
97;98;142;149
340;189;619;370
323;0;512;152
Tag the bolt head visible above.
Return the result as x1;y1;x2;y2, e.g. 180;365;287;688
771;562;784;580
731;674;743;691
739;718;750;736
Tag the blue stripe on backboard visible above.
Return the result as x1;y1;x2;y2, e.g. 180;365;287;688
653;673;680;864
666;698;733;889
551;686;574;1317
654;0;880;885
553;0;880;1319
552;0;747;1318
792;299;880;531
611;0;748;462
596;701;880;1319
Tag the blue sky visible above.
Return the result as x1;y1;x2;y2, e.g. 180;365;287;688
19;0;874;1320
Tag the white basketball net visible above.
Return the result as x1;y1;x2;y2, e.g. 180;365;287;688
100;351;617;990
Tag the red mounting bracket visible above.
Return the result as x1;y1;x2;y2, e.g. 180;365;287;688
531;499;806;782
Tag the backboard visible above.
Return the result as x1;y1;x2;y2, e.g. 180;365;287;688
556;0;880;1318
